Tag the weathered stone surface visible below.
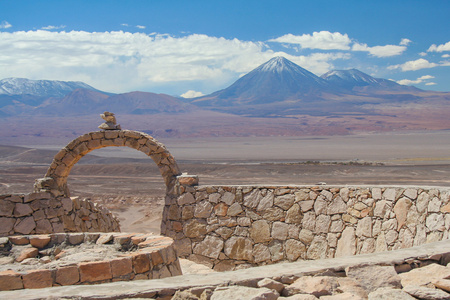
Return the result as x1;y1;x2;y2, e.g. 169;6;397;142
346;265;401;293
285;239;306;261
244;189;262;208
327;197;347;215
79;261;113;282
272;221;289;240
368;287;416;300
403;285;450;300
55;265;80;286
315;215;331;233
335;227;356;257
257;278;285;293
299;229;314;244
178;193;196;205
433;279;450;292
0;217;15;234
257;192;274;211
110;257;133;277
193;236;224;259
184;220;207;238
253;244;271;263
210;286;278;300
249;220;271;243
399;263;450;287
29;235;51;249
426;214;445;231
275;194;295;210
16;247;39;262
0;270;23;290
228;203;243;216
374;200;389;218
285;204;302;224
0;201;15;216
14;216;36;234
284;276;339;297
224;236;253;260
194;201;213;218
306;236;328;260
394;198;412;230
356;217;372;238
22;269;53;289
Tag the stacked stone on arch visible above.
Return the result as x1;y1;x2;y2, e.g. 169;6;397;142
41;130;181;197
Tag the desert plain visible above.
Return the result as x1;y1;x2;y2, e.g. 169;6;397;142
1;130;449;234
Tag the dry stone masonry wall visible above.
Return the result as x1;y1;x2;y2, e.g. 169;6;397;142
36;130;181;197
162;184;450;271
0;193;120;237
0;232;181;291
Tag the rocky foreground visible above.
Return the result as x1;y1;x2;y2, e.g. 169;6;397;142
173;262;450;299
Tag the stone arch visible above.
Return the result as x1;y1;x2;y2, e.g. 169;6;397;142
37;130;181;197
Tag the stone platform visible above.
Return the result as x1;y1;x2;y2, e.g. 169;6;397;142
0;232;182;291
1;239;449;299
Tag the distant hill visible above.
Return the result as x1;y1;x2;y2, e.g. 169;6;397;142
0;78;100;98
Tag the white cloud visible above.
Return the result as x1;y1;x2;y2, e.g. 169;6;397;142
397;75;435;85
428;41;450;52
388;58;438;71
419;52;427;57
136;25;146;29
181;90;204;98
400;38;412;46
121;23;129;27
268;31;351;50
442;54;450;58
41;25;66;30
0;21;12;29
352;42;406;57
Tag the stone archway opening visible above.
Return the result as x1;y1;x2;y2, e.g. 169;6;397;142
34;130;182;233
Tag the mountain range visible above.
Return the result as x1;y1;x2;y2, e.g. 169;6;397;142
0;57;449;140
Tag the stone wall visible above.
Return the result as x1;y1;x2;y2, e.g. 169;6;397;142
0;232;181;290
162;184;450;271
0;192;120;237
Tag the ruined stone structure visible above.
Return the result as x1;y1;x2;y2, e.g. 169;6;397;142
1;129;181;236
0;232;182;291
162;184;450;271
1;127;449;276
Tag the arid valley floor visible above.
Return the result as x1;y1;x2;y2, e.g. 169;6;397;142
1;130;450;234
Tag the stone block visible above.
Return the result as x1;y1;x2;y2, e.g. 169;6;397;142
131;253;151;274
0;200;15;216
0;217;15;235
22;269;53;289
224;236;253;261
55;265;80;286
29;235;51;249
193;235;224;259
35;219;53;234
110;257;133;277
0;270;23;291
14;216;36;234
249;220;271;243
14;203;33;217
79;261;112;282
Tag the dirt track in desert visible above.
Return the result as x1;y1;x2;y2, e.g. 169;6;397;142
1;130;449;234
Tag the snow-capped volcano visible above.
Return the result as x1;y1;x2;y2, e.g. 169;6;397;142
0;78;99;98
320;69;420;92
192;56;332;107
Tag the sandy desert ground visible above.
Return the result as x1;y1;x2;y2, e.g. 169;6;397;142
1;130;449;234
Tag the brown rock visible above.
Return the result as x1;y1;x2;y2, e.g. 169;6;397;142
399;263;450;287
0;270;23;291
335;227;356;257
394;197;412;230
193;235;224;259
0;201;15;217
29;234;51;249
403;285;450;300
284;276;339;297
14;203;33;217
249;220;271;243
35;219;53;234
0;217;15;235
433;279;450;292
184;220;207;238
224;236;253;261
110;257;133;277
257;278;285;293
79;261;112;282
14;216;36;234
16;247;39;262
9;235;29;245
55;265;80;286
214;202;228;217
131;253;151;274
22;269;53;289
346;265;401;293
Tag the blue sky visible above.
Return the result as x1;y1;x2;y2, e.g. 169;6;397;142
1;0;449;96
